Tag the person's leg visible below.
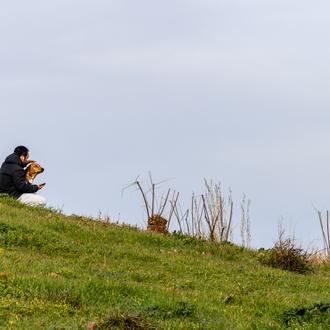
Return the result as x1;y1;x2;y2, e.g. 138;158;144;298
18;193;46;207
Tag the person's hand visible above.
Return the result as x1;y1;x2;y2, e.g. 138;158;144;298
24;160;36;166
38;183;46;190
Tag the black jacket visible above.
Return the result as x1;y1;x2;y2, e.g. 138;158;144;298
0;153;39;198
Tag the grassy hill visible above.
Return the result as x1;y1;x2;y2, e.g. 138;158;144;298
0;197;330;329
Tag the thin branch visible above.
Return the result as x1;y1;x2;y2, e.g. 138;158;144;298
159;188;171;216
167;191;179;230
318;211;327;249
184;209;190;235
121;175;140;197
136;181;151;220
327;210;330;255
173;203;183;232
151;183;155;217
225;199;234;241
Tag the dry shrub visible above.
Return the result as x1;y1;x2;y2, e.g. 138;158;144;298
259;229;313;274
309;251;330;265
172;180;236;243
126;175;251;244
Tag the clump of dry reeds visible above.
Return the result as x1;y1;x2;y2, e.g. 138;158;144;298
308;250;330;265
126;175;251;245
171;179;234;243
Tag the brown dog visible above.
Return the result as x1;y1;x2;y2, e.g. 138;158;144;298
26;162;44;183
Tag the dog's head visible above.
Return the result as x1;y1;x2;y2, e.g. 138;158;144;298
26;162;44;182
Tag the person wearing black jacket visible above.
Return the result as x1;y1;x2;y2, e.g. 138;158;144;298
0;146;46;206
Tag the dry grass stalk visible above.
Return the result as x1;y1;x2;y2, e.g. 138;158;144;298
191;193;207;239
174;180;235;243
201;179;233;242
308;250;330;265
315;209;330;256
240;194;251;248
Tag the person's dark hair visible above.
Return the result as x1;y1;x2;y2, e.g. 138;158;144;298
14;146;29;157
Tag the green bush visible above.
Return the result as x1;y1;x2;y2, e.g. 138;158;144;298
282;302;330;327
258;235;313;274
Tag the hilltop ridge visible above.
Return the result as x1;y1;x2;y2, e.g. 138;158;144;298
0;197;330;329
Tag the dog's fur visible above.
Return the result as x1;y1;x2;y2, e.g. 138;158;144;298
25;162;44;183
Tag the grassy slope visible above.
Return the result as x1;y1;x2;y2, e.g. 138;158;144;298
0;198;330;329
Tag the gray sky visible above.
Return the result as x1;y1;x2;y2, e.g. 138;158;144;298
1;1;330;249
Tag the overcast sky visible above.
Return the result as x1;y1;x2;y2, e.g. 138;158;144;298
1;1;330;249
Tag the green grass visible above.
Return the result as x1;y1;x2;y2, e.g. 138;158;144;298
0;197;330;329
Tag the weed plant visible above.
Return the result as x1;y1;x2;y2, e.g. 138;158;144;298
258;231;313;274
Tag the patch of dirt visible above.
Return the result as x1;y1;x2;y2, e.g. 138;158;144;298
0;272;8;280
90;314;161;330
48;272;60;278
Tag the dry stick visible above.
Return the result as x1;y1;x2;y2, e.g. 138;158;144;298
191;194;195;237
225;199;234;242
220;227;225;242
191;195;201;237
197;198;205;238
157;191;164;215
204;180;211;217
319;211;329;251
209;184;222;241
201;195;209;226
318;211;329;253
148;171;153;186
247;199;251;246
167;191;179;230
159;188;171;217
215;184;224;241
151;183;155;217
184;209;190;236
327;211;330;255
136;181;151;220
241;195;246;247
219;195;224;240
202;194;215;241
216;184;222;226
213;209;221;242
173;204;183;232
207;181;215;223
121;175;140;198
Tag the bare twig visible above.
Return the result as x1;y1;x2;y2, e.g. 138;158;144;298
315;208;330;256
151;183;155;217
159;188;171;216
136;180;151;220
225;198;233;242
167;191;179;230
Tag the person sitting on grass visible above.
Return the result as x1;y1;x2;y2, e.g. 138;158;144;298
0;146;46;207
